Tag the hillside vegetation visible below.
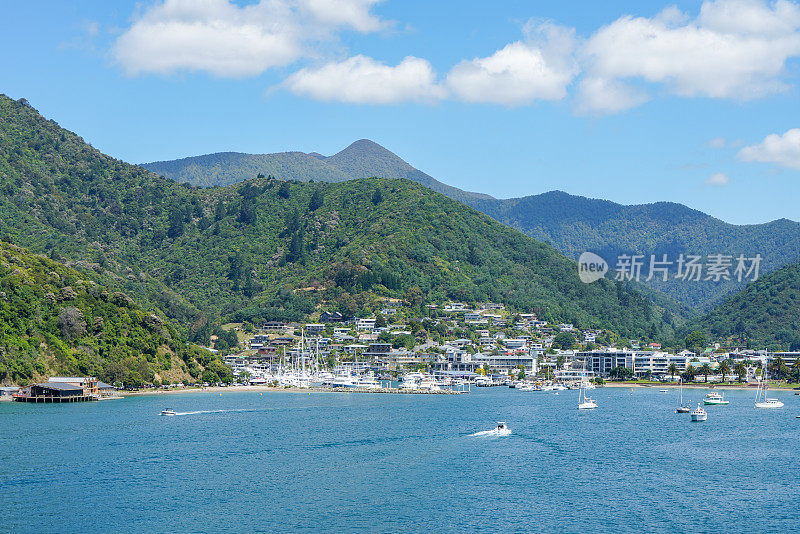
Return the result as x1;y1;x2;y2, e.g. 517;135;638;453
0;94;673;345
688;262;800;350
146;141;800;312
0;242;222;386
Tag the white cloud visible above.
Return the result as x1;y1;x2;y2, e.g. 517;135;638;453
113;0;386;77
738;128;800;169
283;55;443;104
705;172;731;185
578;0;800;114
445;22;578;105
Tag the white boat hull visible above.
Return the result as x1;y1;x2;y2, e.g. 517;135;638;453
755;400;784;409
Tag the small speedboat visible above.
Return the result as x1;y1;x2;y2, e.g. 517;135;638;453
690;404;707;422
494;422;511;435
160;409;177;416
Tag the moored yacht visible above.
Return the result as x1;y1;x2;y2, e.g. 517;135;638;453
703;392;729;405
755;378;784;408
690;404;707;422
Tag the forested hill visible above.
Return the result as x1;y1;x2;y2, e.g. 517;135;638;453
143;142;800;313
142;139;492;204
0;242;223;386
687;261;800;350
470;191;800;311
0;94;673;343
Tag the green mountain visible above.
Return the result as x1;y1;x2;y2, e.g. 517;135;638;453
0;94;673;345
0;241;224;386
687;262;800;350
472;191;800;310
142;139;492;204
145;142;800;311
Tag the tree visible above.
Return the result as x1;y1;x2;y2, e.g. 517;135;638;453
685;331;707;352
309;189;323;211
667;362;678;381
553;332;575;350
556;355;565;370
239;198;256;225
277;181;290;199
683;364;695;382
375;313;387;328
371;188;383;204
734;361;747;383
610;366;633;380
57;306;86;340
768;356;788;381
718;359;731;383
698;363;712;383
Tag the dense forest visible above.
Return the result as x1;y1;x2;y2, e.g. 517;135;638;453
0;241;227;385
688;261;800;350
0;94;676;350
147;140;800;312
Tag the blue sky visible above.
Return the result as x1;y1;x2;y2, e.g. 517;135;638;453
2;0;800;224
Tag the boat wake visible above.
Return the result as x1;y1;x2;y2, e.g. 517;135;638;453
165;408;262;416
470;428;512;438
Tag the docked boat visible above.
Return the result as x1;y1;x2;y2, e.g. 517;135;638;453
690;404;707;422
418;377;442;391
703;392;729;405
160;409;176;416
754;378;784;408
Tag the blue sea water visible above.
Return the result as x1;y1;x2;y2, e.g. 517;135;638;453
1;386;799;533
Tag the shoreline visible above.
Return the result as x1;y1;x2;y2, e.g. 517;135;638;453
603;382;795;391
119;385;463;396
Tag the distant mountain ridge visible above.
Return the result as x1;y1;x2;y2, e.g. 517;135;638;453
144;141;800;311
143;139;493;204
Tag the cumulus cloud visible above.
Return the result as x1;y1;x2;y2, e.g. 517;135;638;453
705;172;731;185
738;129;800;169
283;55;443;104
577;0;800;114
445;22;578;105
113;0;387;77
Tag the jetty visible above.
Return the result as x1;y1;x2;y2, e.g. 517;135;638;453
13;377;106;403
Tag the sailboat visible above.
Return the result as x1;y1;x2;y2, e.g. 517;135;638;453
577;360;597;410
676;377;690;413
754;375;784;409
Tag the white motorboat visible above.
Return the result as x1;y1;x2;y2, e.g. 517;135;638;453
418;377;441;391
690;404;707;422
703;392;729;405
494;421;511;435
754;378;783;408
160;409;176;416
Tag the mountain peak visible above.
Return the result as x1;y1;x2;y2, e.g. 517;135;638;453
329;139;402;163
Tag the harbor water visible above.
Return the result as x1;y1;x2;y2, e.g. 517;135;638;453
1;386;798;532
